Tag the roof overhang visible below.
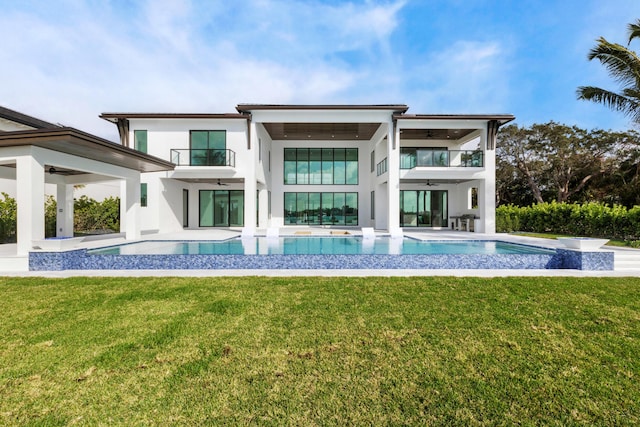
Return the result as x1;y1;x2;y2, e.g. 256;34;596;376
236;104;409;114
0;128;174;173
394;114;515;126
100;113;248;123
0;105;59;129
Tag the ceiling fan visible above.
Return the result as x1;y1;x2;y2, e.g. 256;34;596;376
216;179;228;186
425;180;439;187
48;167;75;176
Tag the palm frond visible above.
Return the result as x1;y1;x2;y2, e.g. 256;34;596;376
577;86;638;117
587;37;640;87
628;19;640;45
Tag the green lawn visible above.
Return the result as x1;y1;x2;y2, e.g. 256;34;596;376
1;276;639;425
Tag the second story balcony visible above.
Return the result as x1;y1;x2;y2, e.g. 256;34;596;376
400;148;483;169
170;149;236;167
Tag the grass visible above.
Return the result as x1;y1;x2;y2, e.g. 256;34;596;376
1;276;640;425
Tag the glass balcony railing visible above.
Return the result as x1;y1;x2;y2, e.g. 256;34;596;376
170;149;236;167
400;149;483;169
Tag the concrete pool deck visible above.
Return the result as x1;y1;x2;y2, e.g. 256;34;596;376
2;228;639;277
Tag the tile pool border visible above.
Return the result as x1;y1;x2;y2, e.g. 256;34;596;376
28;239;615;271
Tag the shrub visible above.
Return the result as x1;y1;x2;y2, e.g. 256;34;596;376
497;202;640;241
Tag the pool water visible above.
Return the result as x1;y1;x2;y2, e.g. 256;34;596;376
88;237;555;256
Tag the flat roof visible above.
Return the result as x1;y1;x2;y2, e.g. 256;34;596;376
0;128;174;173
0;105;59;129
236;104;410;113
100;113;248;123
395;114;515;126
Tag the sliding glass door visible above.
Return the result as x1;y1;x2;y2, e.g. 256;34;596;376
400;190;448;227
199;190;244;227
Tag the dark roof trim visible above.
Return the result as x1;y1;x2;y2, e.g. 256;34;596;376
394;114;515;126
0;127;174;173
100;113;248;123
0;105;59;129
236;104;410;113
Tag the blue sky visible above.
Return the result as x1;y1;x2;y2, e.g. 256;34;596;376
1;0;639;140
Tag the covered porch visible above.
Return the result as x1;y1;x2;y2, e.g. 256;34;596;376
0;128;174;262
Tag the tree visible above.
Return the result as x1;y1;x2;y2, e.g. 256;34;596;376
577;19;640;124
496;122;635;205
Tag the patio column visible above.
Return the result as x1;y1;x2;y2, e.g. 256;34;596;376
481;127;496;234
56;183;74;237
121;175;141;240
16;154;45;255
387;120;401;233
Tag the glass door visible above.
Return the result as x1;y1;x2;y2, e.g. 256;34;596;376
199;190;244;227
400;190;448;227
214;190;229;226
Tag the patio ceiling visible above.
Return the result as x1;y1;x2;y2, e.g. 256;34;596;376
399;128;477;141
262;122;381;141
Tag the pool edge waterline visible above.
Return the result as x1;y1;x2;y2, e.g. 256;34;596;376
28;237;615;271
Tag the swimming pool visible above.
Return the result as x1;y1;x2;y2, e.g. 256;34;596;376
28;236;614;271
87;237;555;256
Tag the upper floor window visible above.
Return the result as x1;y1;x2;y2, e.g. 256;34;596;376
190;130;227;166
284;148;358;185
134;130;147;153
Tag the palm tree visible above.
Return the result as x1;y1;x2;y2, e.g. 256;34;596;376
577;20;640;124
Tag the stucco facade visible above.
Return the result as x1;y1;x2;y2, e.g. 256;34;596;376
102;105;514;236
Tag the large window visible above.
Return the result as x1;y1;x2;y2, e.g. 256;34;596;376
190;130;227;166
399;190;448;227
284;148;358;185
284;192;358;225
199;190;244;227
134;130;147;153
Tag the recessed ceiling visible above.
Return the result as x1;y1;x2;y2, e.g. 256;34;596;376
262;123;381;141
400;128;476;140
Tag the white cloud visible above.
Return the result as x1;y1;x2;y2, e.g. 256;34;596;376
406;40;509;114
0;0;408;139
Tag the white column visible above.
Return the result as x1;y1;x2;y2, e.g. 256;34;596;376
56;184;74;237
481;128;496;234
16;155;45;255
243;123;258;234
122;175;141;240
257;187;268;228
386;121;400;233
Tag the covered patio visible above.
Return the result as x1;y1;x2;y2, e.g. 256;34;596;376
0;127;174;262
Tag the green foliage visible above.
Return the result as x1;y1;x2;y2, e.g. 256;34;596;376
73;195;120;233
497;202;640;241
0;192;17;243
577;19;640;124
0;194;120;242
45;195;57;238
496;122;640;206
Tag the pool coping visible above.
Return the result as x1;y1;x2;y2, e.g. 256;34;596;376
28;236;614;272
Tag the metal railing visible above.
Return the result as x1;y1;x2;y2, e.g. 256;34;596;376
170;149;236;167
376;157;388;176
400;149;483;169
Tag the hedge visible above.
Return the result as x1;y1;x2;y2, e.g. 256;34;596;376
497;202;640;242
0;194;120;243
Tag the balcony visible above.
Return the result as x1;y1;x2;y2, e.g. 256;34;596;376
400;149;483;169
170;149;236;167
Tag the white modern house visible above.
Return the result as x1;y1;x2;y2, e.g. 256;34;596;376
100;104;514;236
